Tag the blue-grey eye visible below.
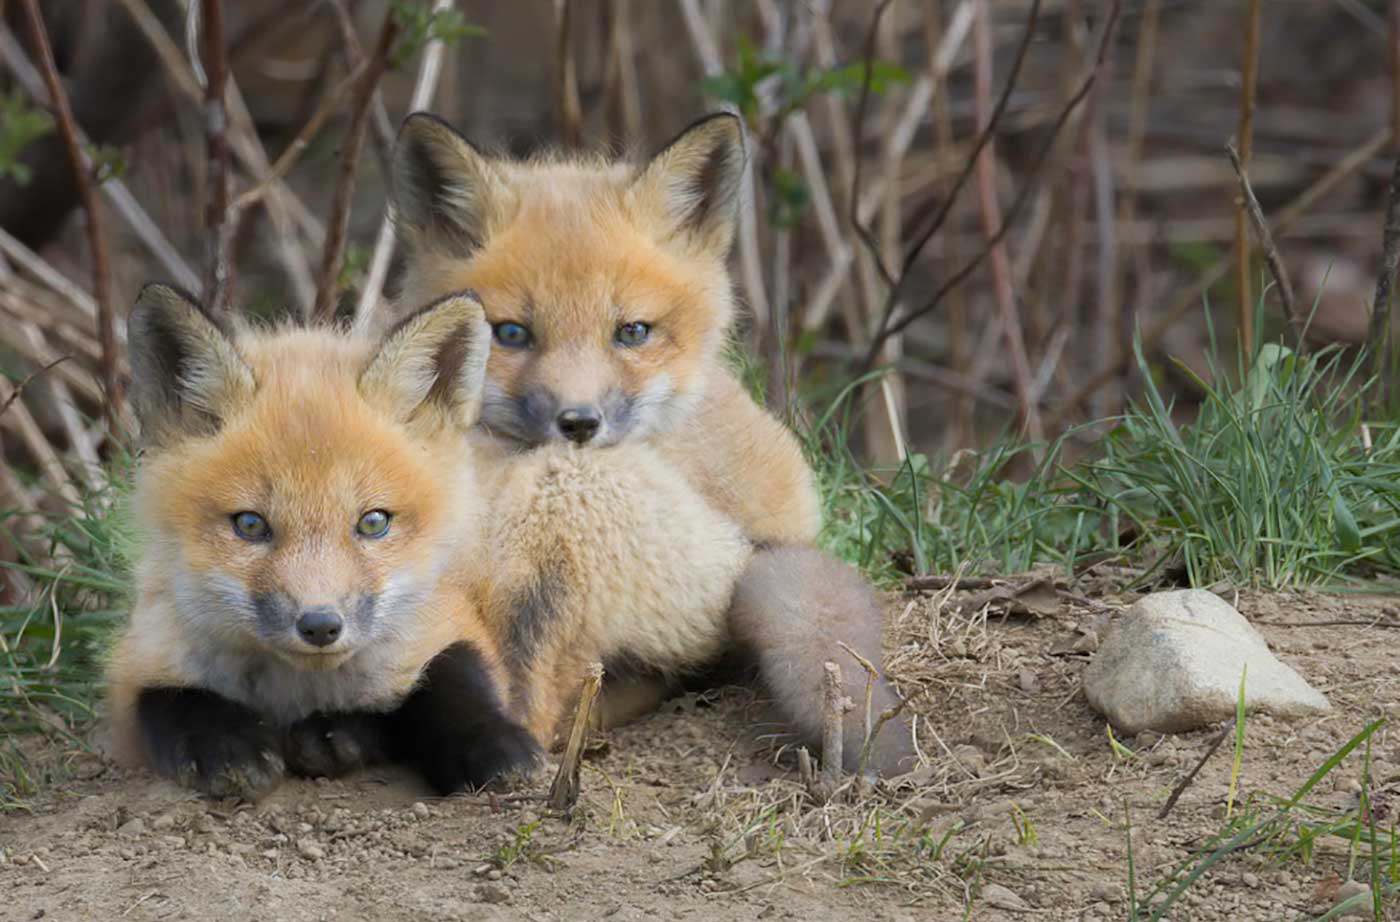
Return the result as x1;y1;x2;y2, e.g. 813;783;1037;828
356;509;392;539
493;322;532;349
615;321;650;347
231;511;270;542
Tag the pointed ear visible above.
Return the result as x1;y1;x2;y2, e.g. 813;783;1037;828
359;290;491;431
392;112;508;255
631;112;746;255
127;284;254;445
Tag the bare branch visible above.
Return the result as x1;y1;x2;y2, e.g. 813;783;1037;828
1234;0;1262;361
16;0;120;426
311;12;399;325
554;0;583;147
1226;143;1300;341
353;0;456;332
199;0;235;314
864;0;1121;368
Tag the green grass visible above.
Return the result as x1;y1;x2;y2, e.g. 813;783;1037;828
803;336;1400;589
0;460;134;804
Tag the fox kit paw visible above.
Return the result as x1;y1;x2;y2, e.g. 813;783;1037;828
285;712;387;779
385;641;542;793
137;687;285;800
417;720;541;795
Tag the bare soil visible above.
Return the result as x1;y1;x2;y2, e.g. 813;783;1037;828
4;586;1400;922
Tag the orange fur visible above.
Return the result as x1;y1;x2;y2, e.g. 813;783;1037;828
108;288;506;767
390;113;820;545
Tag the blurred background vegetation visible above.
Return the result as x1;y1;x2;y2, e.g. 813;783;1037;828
2;0;1400;625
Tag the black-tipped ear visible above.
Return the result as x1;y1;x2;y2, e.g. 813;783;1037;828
631;112;746;255
359;290;491;431
127;284;254;445
391;113;506;254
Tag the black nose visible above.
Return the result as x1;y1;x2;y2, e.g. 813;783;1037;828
556;406;601;444
295;608;343;648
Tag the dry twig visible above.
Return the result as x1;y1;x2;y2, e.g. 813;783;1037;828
311;12;399;324
198;0;234;314
863;0;1120;367
819;661;851;798
1226;143;1300;341
547;663;604;812
1158;722;1231;819
554;0;583;148
16;0;120;424
1368;151;1400;383
1234;0;1262;362
354;0;456;331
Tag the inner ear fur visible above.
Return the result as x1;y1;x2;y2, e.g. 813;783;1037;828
359;290;492;430
392;112;508;255
126;283;254;445
631;112;746;256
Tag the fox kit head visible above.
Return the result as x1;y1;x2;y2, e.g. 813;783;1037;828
390;112;745;448
128;285;491;672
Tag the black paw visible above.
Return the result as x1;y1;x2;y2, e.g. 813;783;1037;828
416;720;542;795
384;641;542;794
285;712;387;779
138;687;285;800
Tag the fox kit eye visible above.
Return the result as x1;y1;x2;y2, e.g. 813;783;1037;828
615;321;651;347
356;509;392;539
492;322;532;349
231;511;271;542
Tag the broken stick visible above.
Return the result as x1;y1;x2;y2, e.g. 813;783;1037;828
547;663;604;812
819;661;852;798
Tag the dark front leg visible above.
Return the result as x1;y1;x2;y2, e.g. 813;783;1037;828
284;711;390;779
136;686;285;800
386;642;541;795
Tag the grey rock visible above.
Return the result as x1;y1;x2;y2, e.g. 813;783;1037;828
981;882;1029;912
1334;880;1372;918
1083;590;1330;734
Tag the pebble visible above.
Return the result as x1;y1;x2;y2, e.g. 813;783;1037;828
116;818;145;839
1242;872;1261;889
1017;670;1040;694
1334;880;1372;918
981;883;1029;911
297;839;325;861
151;813;176;831
411;802;431;820
476;882;511;904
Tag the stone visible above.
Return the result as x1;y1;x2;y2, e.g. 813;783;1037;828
296;838;324;861
1333;880;1372;918
1083;590;1330;734
981;882;1029;912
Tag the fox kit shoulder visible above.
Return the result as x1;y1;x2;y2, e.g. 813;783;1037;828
387;112;819;545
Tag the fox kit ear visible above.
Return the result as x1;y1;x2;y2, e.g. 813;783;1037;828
127;284;254;445
392;112;507;254
360;290;491;431
632;112;746;256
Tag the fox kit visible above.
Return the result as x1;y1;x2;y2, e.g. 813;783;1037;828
108;285;758;797
389;113;915;774
109;285;539;798
389;111;819;546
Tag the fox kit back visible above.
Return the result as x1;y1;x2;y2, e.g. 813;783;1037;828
108;286;537;798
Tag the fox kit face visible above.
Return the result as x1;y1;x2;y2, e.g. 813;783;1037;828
391;113;745;448
128;285;491;673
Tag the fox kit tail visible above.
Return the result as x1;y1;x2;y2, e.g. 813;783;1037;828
728;546;916;776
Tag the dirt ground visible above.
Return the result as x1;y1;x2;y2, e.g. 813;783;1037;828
4;585;1400;922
